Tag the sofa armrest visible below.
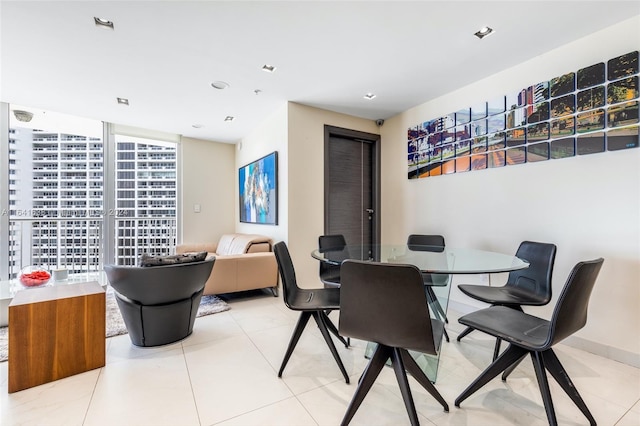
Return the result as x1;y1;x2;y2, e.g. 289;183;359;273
176;243;218;254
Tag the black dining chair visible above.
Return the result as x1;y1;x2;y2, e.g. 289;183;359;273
455;258;604;426
456;240;557;363
406;234;451;342
318;234;348;288
339;259;449;426
273;241;350;383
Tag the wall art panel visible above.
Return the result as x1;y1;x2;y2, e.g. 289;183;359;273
407;51;639;179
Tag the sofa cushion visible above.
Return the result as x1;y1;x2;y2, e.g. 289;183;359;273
139;251;208;267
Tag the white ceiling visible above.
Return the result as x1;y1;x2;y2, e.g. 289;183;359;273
1;1;638;143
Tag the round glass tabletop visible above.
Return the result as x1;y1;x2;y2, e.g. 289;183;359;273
311;244;529;274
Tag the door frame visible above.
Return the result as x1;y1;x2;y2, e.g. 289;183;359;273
323;125;381;247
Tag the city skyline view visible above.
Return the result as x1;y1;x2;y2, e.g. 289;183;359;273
6;105;177;277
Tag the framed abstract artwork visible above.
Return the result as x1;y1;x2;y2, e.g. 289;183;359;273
239;151;278;225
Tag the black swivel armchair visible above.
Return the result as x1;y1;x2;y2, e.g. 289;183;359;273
406;234;451;342
273;241;350;383
104;258;215;347
339;260;449;426
455;258;604;426
457;240;557;362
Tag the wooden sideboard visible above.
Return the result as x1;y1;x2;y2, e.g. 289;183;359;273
8;281;105;393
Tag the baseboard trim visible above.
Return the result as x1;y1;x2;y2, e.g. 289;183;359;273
447;299;640;369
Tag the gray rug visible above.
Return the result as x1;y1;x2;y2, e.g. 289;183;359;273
0;287;230;362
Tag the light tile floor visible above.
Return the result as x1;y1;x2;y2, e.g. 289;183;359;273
1;290;639;426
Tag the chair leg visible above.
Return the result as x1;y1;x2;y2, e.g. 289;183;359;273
492;338;502;361
400;349;449;412
543;349;596;426
279;312;312;377
426;287;449;342
313;312;350;384
531;351;558;426
456;326;474;342
341;345;392;426
426;287;449;324
501;354;527;381
322;311;349;348
390;348;419;426
455;344;528;407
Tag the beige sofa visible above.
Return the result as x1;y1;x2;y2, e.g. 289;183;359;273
176;233;278;296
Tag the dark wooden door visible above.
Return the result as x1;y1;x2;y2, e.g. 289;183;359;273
324;126;380;260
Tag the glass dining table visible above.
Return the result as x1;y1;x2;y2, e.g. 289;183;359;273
311;244;529;382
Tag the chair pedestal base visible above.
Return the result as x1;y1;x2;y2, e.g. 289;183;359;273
455;344;596;426
278;310;350;384
341;345;448;426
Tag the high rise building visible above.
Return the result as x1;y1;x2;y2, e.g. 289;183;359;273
7;125;177;278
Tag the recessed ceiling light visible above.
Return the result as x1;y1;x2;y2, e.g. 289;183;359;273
474;26;494;39
192;124;204;129
224;116;234;122
254;89;262;95
262;64;276;73
211;81;230;90
364;93;376;100
94;17;114;29
117;97;129;105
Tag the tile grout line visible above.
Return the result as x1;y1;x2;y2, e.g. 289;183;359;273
181;341;203;426
81;362;105;425
242;304;323;426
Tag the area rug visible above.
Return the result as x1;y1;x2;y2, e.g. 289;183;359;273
0;287;230;362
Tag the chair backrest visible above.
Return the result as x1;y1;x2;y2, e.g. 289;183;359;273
505;241;557;305
318;234;347;284
406;234;448;285
273;241;300;307
104;258;215;305
406;234;445;252
547;258;604;347
339;260;437;355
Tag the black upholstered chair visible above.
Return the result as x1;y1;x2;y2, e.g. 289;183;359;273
406;234;450;342
457;241;557;362
104;258;215;347
318;234;347;288
273;241;350;383
339;260;449;426
455;258;604;426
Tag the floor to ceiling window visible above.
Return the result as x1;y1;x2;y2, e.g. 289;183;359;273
112;134;177;266
1;104;179;279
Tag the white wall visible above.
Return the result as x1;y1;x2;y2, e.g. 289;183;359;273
236;105;289;245
287;103;379;288
180;136;235;244
380;16;640;364
233;102;379;290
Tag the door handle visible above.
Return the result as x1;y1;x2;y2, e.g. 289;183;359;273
365;209;374;214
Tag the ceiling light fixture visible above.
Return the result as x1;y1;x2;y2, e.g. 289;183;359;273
117;97;129;105
224;116;234;122
254;89;262;95
261;64;276;73
474;26;494;39
211;81;230;90
13;110;34;122
364;93;376;100
94;17;114;29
